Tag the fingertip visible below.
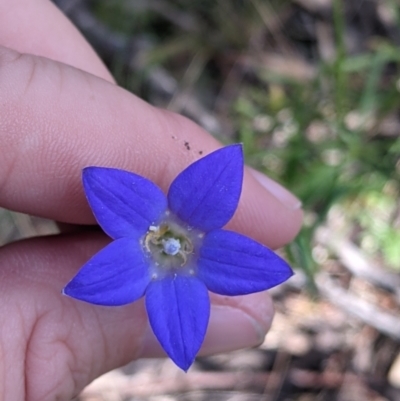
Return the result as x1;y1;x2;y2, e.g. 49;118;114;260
248;168;302;211
138;291;275;359
227;167;303;249
200;303;270;355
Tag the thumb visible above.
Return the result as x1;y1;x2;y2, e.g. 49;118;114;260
0;45;302;248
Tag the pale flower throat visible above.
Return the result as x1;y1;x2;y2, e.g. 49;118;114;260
142;212;204;278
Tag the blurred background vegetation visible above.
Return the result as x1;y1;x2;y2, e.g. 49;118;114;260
3;0;400;400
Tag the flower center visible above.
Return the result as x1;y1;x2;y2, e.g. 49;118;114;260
143;218;199;275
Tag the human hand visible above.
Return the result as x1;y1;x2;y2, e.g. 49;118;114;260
0;1;303;400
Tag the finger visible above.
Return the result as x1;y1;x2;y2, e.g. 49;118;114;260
0;0;113;82
0;234;274;400
0;46;302;248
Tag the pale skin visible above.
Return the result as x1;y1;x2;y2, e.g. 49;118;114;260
0;1;303;400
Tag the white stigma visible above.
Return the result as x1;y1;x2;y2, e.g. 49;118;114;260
162;238;181;256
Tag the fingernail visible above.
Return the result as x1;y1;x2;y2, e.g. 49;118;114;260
138;305;268;358
200;305;266;355
248;168;302;210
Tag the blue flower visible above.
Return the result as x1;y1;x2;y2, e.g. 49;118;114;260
63;144;293;371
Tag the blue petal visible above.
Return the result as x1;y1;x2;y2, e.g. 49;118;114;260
168;145;243;232
197;230;293;295
145;275;210;371
83;167;167;239
63;238;151;306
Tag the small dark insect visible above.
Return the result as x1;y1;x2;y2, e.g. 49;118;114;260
199;151;203;155
184;141;191;150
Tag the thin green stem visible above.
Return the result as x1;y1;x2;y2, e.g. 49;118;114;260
332;0;347;126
